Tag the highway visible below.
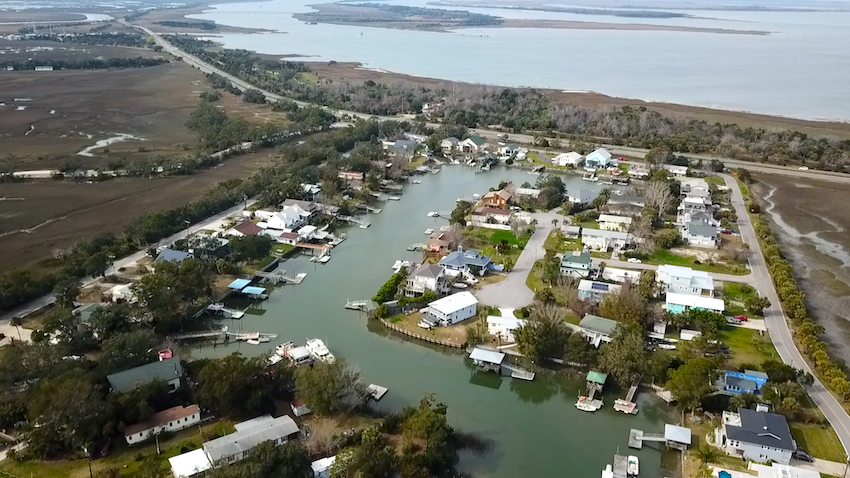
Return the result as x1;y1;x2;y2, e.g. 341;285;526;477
721;172;850;453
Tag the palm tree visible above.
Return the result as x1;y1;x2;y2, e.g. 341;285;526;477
551;218;559;228
10;316;23;340
696;445;720;464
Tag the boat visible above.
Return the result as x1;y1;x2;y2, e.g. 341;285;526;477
359;223;370;229
627;456;639;476
306;338;335;363
452;282;468;289
424;228;434;235
246;339;261;345
601;464;614;478
411;179;422;184
319;255;331;263
439;225;450;232
575;395;603;412
657;343;676;350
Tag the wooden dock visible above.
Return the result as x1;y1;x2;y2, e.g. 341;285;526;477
367;384;388;401
628;428;665;449
614;383;639;415
256;269;306;285
344;300;377;312
502;363;535;381
612;454;628;478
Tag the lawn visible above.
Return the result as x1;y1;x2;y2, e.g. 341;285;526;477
385;311;473;346
405;155;428;170
0;420;235;478
722;283;761;317
576;220;600;229
466;228;532;266
718;327;779;367
790;422;845;462
525;259;570;306
271;243;295;255
704;176;724;186
241;254;276;274
543;230;581;253
642;249;749;275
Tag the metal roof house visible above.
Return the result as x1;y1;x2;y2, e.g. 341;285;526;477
578;314;619;347
155;248;193;264
124;404;200;445
204;415;301;466
585;148;613;170
718;407;795;464
169;448;212;478
560;250;592;279
656;265;715;298
682;221;720;249
578;280;622;303
723;370;769;395
664;424;693;451
107;357;184;394
424;291;478;326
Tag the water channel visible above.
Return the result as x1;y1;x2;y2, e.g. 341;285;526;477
195;166;677;478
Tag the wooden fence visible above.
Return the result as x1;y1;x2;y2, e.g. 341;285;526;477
378;318;467;349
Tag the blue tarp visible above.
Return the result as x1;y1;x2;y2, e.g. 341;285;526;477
227;279;251;290
241;286;266;295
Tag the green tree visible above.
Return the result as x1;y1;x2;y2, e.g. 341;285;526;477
331;426;397;478
737;168;752;184
88;303;134;341
230;235;274;262
294;360;367;415
541;250;561;285
745;296;771;316
637;270;656;299
52;275;80;309
514;305;570;363
667;357;718;412
194;353;277;418
599;323;647;384
450;200;473;226
99;329;159;375
132;258;213;332
598;284;649;326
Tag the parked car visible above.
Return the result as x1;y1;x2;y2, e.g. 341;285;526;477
627;258;642;263
799;166;809;171
734;315;748;322
726;317;742;325
793;448;814;462
618;157;627;161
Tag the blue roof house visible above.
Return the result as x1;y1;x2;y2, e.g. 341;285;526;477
438;248;492;276
724;370;769;395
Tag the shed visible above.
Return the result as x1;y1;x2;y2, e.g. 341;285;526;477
169;448;212;478
311;456;337;478
664;424;692;450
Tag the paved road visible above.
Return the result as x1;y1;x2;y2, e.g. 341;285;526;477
476;212;561;309
0;200;255;326
721;172;850;453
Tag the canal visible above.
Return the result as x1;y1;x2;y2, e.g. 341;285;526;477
196;166;677;478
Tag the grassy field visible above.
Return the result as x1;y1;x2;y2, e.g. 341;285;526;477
271;243;296;255
386;311;473;346
722;283;761;317
465;228;532;266
0;420;235;478
406;155;429;170
642;249;749;275
718;327;779;366
790;422;845;462
543;230;581;253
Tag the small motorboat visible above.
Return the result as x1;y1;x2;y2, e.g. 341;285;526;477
411;179;422;184
601;464;614;478
246;339;260;345
627;455;639;476
452;282;468;289
424;228;434;235
657;343;677;350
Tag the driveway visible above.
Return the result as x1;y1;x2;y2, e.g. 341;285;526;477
476;211;562;309
721;172;850;453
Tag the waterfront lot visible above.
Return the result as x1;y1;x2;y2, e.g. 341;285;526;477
0;150;274;271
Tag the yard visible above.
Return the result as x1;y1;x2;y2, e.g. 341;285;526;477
790;422;845;462
0;420;235;478
386;311;475;346
721;283;762;317
405;155;429;170
641;249;749;275
271;243;295;255
543;230;582;253
464;228;532;267
718;327;779;367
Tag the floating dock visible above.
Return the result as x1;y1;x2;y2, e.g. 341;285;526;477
344;300;377;312
502;363;535;381
367;384;388;401
613;383;639;415
206;303;245;319
612;454;628;478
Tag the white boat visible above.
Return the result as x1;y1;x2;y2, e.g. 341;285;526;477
657;343;677;350
411;179;422;184
627;456;639;476
439;225;450;232
246;339;261;345
306;338;335;363
424;228;434;235
601;464;614;478
452;282;468;289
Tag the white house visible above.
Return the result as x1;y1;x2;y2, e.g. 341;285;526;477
311;456;337;478
441;137;459;154
266;206;304;231
169;449;212;478
584;148;613;170
682;221;719;248
552;151;584;167
109;283;136;303
601;267;642;284
718;407;795;464
487;315;525;343
579;228;633;251
578;314;619;347
656;265;714;297
568;189;595;206
424;291;478;326
405;264;451;297
665;292;725;315
597;214;633;232
125;405;200;445
470;206;512;229
663;164;689;177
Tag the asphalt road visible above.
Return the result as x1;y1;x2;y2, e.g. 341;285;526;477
721;172;850;453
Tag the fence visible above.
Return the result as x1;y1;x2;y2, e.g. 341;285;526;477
378;317;466;349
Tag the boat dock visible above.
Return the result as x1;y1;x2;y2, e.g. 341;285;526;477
255;269;307;285
502;363;535;381
629;424;692;451
613;383;639;415
170;329;227;341
338;215;370;228
344;299;377;312
628;429;663;449
407;243;426;251
426;211;451;218
577;371;607;412
206;303;245;319
367;384;388;401
612;454;628;478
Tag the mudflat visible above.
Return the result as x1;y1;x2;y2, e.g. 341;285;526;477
754;175;850;362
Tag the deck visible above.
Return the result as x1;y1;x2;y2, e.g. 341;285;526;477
367;384;388;401
628;428;665;449
612;454;628;478
502;363;535;381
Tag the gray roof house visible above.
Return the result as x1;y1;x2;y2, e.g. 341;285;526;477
682;221;719;249
107;357;184;393
204;415;300;466
438;248;492;276
719;407;795;464
405;264;450;297
578;314;619;347
390;139;418;158
155;248;193;264
560;250;592;279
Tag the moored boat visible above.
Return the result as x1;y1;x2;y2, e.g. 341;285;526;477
627;455;639;476
306;338;335;363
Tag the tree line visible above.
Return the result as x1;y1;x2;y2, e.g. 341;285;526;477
1;57;167;71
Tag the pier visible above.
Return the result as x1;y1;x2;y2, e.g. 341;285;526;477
426;211;451;218
338;215;370;228
344;299;377;312
613;382;639;415
255;269;307;285
628;424;692;451
206;303;245;319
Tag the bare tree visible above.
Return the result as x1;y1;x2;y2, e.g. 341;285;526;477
305;417;340;457
646;181;674;215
